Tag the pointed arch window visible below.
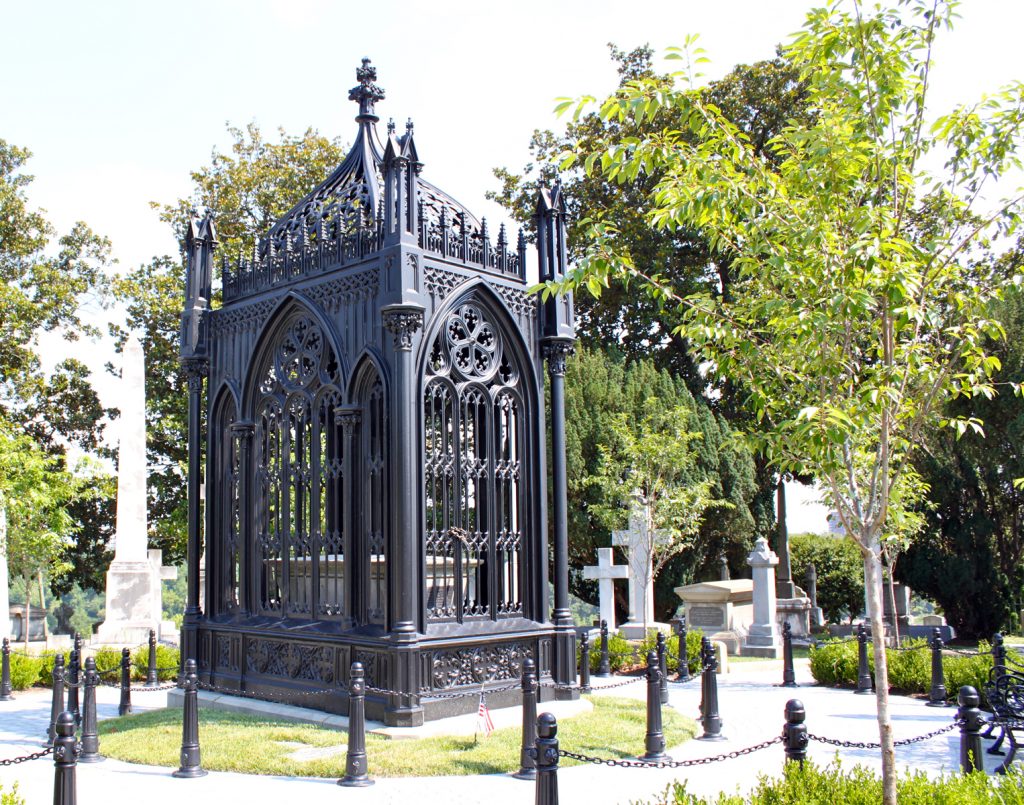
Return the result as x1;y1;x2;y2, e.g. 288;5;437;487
423;302;524;622
252;313;345;619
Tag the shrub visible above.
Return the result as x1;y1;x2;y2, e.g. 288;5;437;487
130;644;180;681
789;532;865;623
8;652;43;690
583;631;635;673
808;636;994;704
1;782;26;805
637;628;705;676
92;646;126;681
656;760;1024;804
37;650;72;688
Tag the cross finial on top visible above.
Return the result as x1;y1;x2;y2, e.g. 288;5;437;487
349;57;385;121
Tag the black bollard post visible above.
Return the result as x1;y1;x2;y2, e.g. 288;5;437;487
698;636;709;722
992;632;1006;676
699;639;724;741
675;616;689;682
78;657;103;763
514;657;538;780
146;629;159;687
339;661;373;787
52;711;78;805
957;685;985;774
173;658;206;778
578;631;591;694
641;650;670;761
927;627;948;707
118;647;132;716
597;620;611;677
0;637;12;701
534;713;560;805
783;699;808;766
46;653;65;747
855;623;873;694
656;631;668;705
67;635;81;727
781;622;797;688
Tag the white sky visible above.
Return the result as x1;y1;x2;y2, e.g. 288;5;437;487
4;0;1020;534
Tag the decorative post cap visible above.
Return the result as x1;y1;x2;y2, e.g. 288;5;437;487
349;58;385;121
747;536;779;567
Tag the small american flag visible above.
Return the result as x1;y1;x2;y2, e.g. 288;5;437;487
476;691;495;737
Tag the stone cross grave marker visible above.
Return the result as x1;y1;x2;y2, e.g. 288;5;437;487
611;494;670;637
582;547;628;631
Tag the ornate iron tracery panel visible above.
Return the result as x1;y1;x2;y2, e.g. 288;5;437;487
253;314;345;620
424;302;525;623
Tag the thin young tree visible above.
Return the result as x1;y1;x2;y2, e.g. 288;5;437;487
544;2;1024;800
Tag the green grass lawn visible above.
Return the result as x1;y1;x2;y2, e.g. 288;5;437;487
98;696;697;777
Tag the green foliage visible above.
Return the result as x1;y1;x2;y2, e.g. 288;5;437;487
93;647;125;678
584;631;634;673
112;124;347;558
564;347;759;619
130;644;180;681
0;783;25;805
638;628;704;676
902;280;1024;638
808;638;992;704
36;650;71;688
789;533;864;623
8;652;43;690
659;760;1024;804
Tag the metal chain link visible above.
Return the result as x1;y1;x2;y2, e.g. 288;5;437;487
546;675;646;693
889;643;930;653
197;681;338;700
559;736;783;769
0;746;53;766
365;681;522;701
808;720;958;749
98;678;181;692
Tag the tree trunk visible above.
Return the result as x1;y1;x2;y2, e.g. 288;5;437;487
37;570;50;648
864;542;896;805
23;572;31;653
884;559;900;647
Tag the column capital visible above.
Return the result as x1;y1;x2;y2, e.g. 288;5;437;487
382;304;425;351
229;420;254;437
181;357;209;391
334;405;363;432
542;338;575;376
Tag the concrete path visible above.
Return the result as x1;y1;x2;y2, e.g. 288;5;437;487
1;660;1015;804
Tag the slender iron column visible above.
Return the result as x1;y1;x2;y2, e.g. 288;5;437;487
597;620;611;678
182;362;208;669
675;616;689;682
927;627;948;706
118;647;132;716
382;304;425;726
656;632;668;705
781;622;797;687
578;632;591;693
146;629;159;687
545;340;577;693
699;639;724;741
66;634;80;725
855;623;873;694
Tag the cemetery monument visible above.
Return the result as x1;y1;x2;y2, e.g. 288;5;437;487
612;493;671;639
179;60;578;726
582;547;627;631
95;333;177;645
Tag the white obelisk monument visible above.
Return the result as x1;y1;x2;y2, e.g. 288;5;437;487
96;333;168;644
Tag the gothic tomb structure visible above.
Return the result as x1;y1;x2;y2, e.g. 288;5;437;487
178;60;577;725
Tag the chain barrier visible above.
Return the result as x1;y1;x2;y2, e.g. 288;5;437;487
808;720;958;750
197;681;338;700
97;678;181;692
943;647;993;657
559;736;783;769
889;643;930;653
0;746;53;766
366;681;522;701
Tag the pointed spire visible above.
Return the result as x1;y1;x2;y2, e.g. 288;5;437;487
348;57;385;122
387;118;396;136
405;118;414;136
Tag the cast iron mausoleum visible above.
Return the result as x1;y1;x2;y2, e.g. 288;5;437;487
178;59;577;725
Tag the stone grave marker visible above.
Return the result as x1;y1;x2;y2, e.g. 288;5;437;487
582;547;628;631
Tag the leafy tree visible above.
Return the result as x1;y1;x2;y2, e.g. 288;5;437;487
789;532;864;624
901;277;1024;637
0;140;114;598
588;401;717;632
113;124;347;557
564;347;757;620
541;2;1024;798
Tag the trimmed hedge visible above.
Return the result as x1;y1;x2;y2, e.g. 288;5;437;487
130;644;180;682
659;760;1024;804
581;628;704;676
8;652;43;691
808;638;992;704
